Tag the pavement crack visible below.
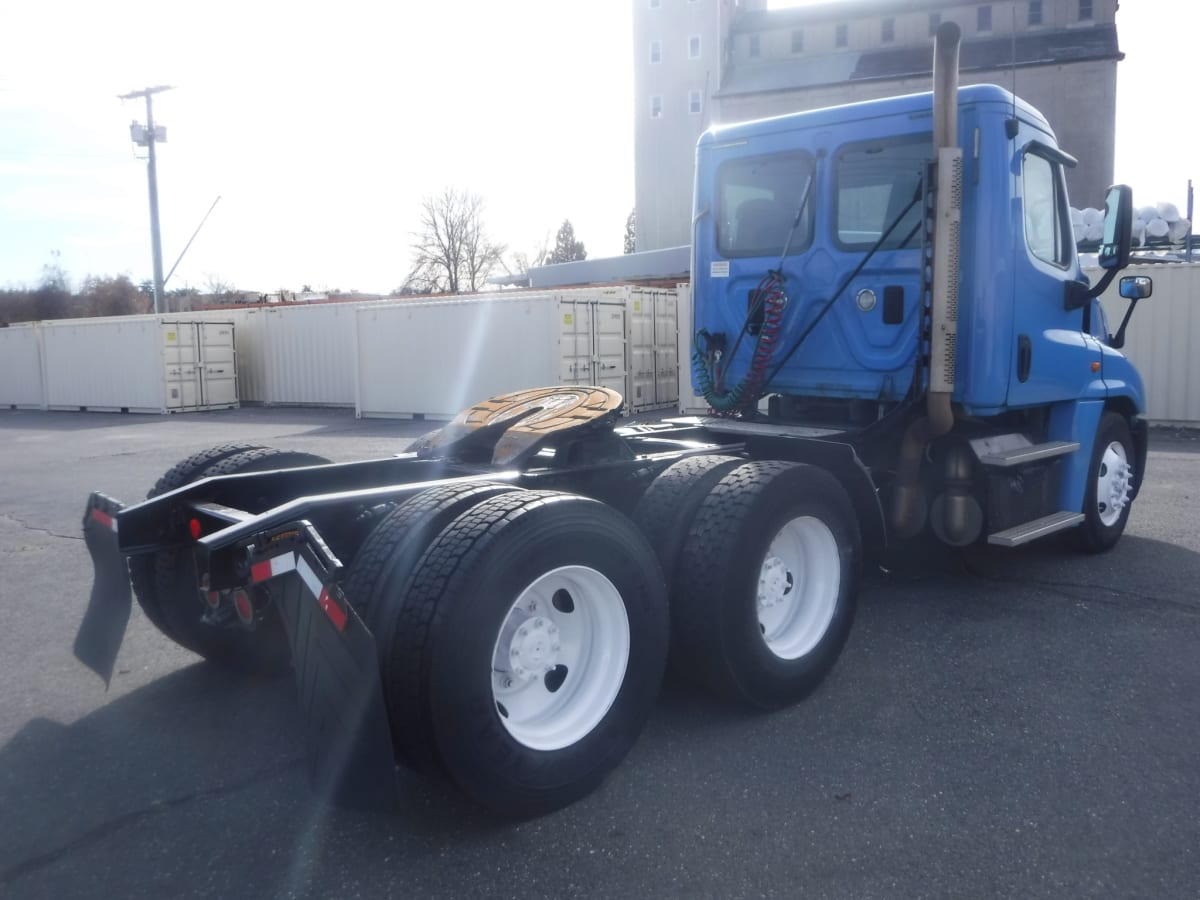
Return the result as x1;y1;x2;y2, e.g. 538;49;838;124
0;512;83;542
960;564;1200;617
0;756;305;887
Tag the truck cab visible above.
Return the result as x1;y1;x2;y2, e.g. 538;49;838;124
690;32;1149;552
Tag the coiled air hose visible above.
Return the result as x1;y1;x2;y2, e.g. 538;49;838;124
694;268;788;415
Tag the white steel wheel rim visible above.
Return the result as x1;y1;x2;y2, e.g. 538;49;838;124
490;565;630;751
1096;441;1132;527
756;516;841;660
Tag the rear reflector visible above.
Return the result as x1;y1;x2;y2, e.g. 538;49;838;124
189;518;202;539
318;588;347;632
90;508;117;532
232;589;254;624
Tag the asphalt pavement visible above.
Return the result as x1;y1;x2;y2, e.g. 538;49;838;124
1;406;1197;899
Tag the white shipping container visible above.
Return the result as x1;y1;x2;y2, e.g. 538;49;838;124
41;316;240;413
256;304;358;406
550;285;680;412
1094;262;1200;425
354;294;629;419
0;323;47;409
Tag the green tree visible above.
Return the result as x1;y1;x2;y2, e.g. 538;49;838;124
547;219;587;265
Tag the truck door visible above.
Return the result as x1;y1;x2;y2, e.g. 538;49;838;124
1006;140;1102;407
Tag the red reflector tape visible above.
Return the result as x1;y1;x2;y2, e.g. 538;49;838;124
250;553;297;584
318;588;347;632
91;508;117;532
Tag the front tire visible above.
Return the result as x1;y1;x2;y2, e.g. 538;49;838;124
674;461;860;709
381;490;668;816
1069;411;1136;553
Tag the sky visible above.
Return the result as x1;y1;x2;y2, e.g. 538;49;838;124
0;0;1193;295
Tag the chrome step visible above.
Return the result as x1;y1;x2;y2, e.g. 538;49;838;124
976;440;1080;468
690;418;845;439
988;511;1085;547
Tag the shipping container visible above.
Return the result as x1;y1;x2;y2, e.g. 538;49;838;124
40;316;239;413
255;304;357;406
354;293;631;419
558;285;679;412
1095;261;1200;425
0;323;47;409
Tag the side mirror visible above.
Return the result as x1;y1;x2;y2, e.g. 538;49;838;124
1098;184;1133;270
1119;274;1152;300
1110;275;1151;350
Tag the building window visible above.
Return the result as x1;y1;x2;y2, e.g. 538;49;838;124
835;23;848;48
689;89;703;115
689;35;701;59
649;40;661;64
791;28;804;53
977;5;992;32
748;34;760;57
881;17;894;44
929;12;941;36
1079;0;1093;19
1029;1;1043;25
650;95;663;119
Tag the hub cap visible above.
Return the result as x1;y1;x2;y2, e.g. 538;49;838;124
491;566;630;751
1096;441;1133;527
756;516;840;660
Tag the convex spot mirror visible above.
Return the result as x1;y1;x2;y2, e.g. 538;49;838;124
1099;184;1133;270
1119;275;1153;300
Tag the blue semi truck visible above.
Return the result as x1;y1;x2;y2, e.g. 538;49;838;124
77;23;1151;816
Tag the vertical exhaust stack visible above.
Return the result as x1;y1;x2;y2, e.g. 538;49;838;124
891;21;964;538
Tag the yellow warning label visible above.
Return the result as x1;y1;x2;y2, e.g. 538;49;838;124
633;300;641;312
563;313;574;325
166;331;177;342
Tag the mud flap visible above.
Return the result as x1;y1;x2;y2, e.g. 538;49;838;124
266;544;399;812
74;493;131;687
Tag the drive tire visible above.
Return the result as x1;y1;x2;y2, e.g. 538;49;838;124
129;442;264;638
380;490;668;816
152;447;330;674
342;480;521;761
674;460;859;709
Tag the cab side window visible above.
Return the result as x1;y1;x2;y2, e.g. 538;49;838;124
1023;153;1070;267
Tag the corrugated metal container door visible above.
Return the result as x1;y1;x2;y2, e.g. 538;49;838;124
199;322;238;407
627;291;656;410
0;323;47;409
261;304;357;406
558;298;594;385
43;318;165;412
592;301;628;397
1096;262;1200;424
355;296;562;419
653;289;680;408
162;322;201;410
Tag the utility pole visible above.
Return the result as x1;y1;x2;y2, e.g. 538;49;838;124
121;85;174;314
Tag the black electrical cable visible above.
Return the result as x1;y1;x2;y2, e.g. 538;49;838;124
761;192;923;391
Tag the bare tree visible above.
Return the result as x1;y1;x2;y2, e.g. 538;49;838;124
504;231;553;278
409;188;506;293
624;208;637;254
